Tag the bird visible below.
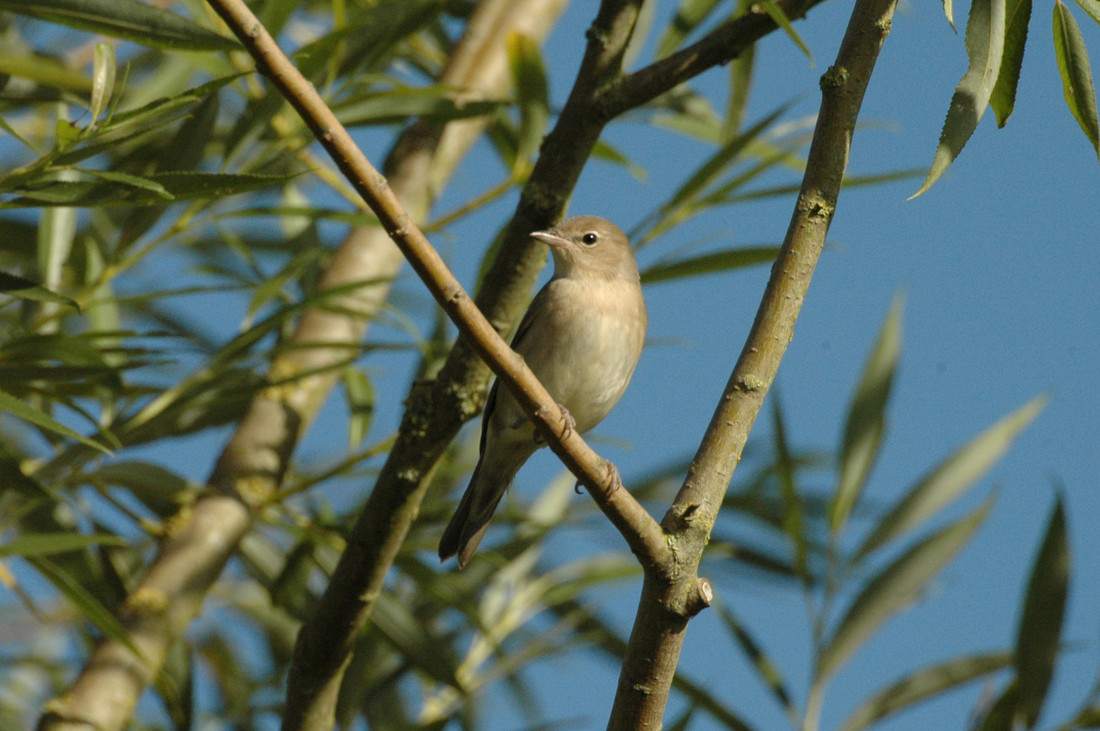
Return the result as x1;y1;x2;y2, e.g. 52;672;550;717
439;216;647;568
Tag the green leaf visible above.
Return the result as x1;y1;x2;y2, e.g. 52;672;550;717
0;0;239;51
0;389;111;453
90;43;116;125
944;0;958;30
817;500;991;680
343;366;375;448
830;296;902;535
758;0;813;63
27;556;145;660
771;393;808;584
640;245;779;284
4;172;296;208
0;271;78;309
856;395;1045;558
1053;1;1100;159
912;0;1007;197
1015;495;1069;726
592;140;647;181
1075;0;1100;24
332;88;505;128
0;53;92;92
0;532;127;557
506;33;550;175
991;0;1032;126
840;652;1013;730
976;680;1019;731
656;0;724;59
715;599;798;725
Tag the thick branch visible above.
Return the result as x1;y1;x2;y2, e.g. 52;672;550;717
37;2;550;730
608;0;901;726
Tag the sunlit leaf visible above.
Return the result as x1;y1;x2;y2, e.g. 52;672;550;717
830;296;902;535
991;0;1032;126
912;0;1007;197
0;0;239;51
640;245;779;284
759;0;813;63
856;395;1045;558
506;33;550;175
343;366;375;448
0;389;111;453
1015;495;1069;726
656;0;724;59
0;53;91;92
0;271;78;309
818;500;991;680
840;652;1013;730
1053;1;1100;159
0;532;126;557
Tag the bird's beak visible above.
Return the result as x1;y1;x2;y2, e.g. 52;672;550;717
530;230;570;248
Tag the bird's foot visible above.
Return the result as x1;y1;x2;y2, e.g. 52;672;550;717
533;403;575;445
574;460;623;496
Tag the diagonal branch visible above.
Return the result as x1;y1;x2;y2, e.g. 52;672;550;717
608;0;903;726
37;2;562;730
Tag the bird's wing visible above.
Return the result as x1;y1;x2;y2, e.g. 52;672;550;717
478;281;555;455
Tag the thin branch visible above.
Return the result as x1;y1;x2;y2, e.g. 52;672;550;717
608;0;902;725
603;0;828;119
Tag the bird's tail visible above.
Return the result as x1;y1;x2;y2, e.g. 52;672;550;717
438;452;524;568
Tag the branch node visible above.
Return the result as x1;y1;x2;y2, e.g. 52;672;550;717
820;64;849;90
683;577;713;618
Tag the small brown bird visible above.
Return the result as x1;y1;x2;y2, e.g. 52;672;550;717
439;216;647;568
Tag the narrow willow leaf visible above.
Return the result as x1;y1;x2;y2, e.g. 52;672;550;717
506;33;550;174
90;43;116;125
771;395;808;583
0;0;239;51
656;0;724;59
759;0;813;63
976;680;1019;731
1075;0;1100;24
857;394;1045;558
4;172;295;208
830;296;903;535
0;389;110;453
840;651;1013;730
28;557;144;659
715;599;798;725
991;0;1032;126
725;2;756;139
912;0;1007;198
945;0;957;30
1015;496;1069;726
0;532;126;557
343;366;375;448
818;500;991;681
640;246;779;284
592;140;647;180
0;271;78;309
0;53;92;92
1053;1;1100;159
333;89;505;128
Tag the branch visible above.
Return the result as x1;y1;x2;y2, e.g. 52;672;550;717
603;0;827;118
608;0;902;725
37;2;557;730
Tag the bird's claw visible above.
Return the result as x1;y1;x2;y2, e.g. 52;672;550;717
534;403;575;445
574;460;622;496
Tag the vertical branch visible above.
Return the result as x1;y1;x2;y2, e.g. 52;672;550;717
608;0;901;726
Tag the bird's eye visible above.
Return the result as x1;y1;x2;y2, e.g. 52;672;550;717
581;232;599;246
